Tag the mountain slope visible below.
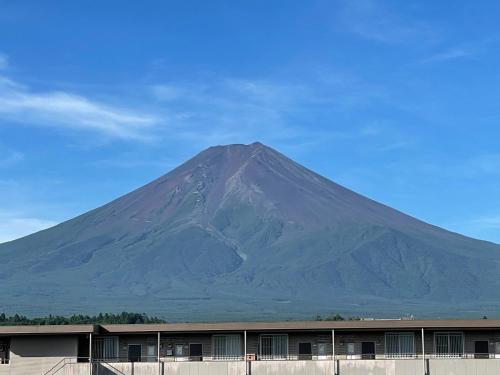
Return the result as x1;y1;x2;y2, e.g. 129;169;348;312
1;142;500;320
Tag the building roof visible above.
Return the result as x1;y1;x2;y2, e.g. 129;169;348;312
1;320;500;335
0;324;97;335
100;319;500;334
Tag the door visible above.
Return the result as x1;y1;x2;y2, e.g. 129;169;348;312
128;344;142;362
317;343;327;360
347;343;356;359
298;342;312;360
361;342;376;359
189;343;203;361
475;341;489;359
146;344;156;362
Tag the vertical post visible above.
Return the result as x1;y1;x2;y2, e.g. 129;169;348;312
89;333;92;375
244;330;248;375
421;328;425;375
158;332;161;375
332;330;335;375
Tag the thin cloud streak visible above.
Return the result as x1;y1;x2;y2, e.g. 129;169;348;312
336;0;437;44
0;71;159;141
421;48;473;63
0;146;23;167
0;213;57;243
0;53;8;70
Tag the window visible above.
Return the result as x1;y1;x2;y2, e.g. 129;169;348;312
385;333;415;358
298;342;312;360
0;339;9;365
434;332;464;358
128;344;142;362
260;335;288;360
93;337;118;361
213;335;242;360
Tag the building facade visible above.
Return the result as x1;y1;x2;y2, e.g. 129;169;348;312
1;319;500;375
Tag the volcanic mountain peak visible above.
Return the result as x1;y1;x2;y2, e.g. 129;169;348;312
1;142;500;320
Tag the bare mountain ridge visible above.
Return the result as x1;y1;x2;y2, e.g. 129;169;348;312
1;142;500;320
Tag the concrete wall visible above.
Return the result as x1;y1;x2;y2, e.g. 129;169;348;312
428;359;500;375
94;362;158;375
338;359;421;375
7;336;78;375
63;364;90;375
250;360;332;375
165;361;245;375
93;361;245;375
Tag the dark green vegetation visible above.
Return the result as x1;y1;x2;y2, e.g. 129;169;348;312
1;142;500;321
0;312;166;325
314;314;356;321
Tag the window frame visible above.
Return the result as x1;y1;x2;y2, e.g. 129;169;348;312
259;334;289;360
92;336;119;361
384;332;416;359
433;332;464;358
212;334;242;360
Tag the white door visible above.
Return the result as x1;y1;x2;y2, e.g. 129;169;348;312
318;343;328;360
147;345;156;362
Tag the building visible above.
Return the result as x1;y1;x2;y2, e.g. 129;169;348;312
1;319;500;374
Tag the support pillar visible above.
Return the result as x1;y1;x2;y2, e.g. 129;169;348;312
421;328;425;375
332;330;335;375
158;332;161;375
244;330;248;375
89;333;92;375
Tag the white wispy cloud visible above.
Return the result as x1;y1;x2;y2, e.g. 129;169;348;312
0;53;8;70
446;214;500;244
149;73;391;149
0;146;23;167
469;216;500;230
461;153;500;177
421;48;473;63
0;65;159;141
336;0;437;44
0;214;57;243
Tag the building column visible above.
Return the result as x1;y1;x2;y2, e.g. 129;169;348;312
89;333;92;375
244;330;248;375
421;328;425;375
158;332;161;375
332;330;335;375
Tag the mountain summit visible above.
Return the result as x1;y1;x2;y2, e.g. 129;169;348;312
1;142;500;320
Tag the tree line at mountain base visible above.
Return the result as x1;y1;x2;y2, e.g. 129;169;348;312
0;312;166;325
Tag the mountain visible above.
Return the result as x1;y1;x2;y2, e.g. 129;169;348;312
1;142;500;320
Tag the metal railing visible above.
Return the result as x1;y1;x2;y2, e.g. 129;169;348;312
43;357;88;375
93;361;128;375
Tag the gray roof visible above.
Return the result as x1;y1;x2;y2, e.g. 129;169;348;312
0;324;97;335
100;319;500;333
1;320;500;335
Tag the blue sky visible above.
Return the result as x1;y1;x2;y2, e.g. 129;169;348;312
0;0;500;243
